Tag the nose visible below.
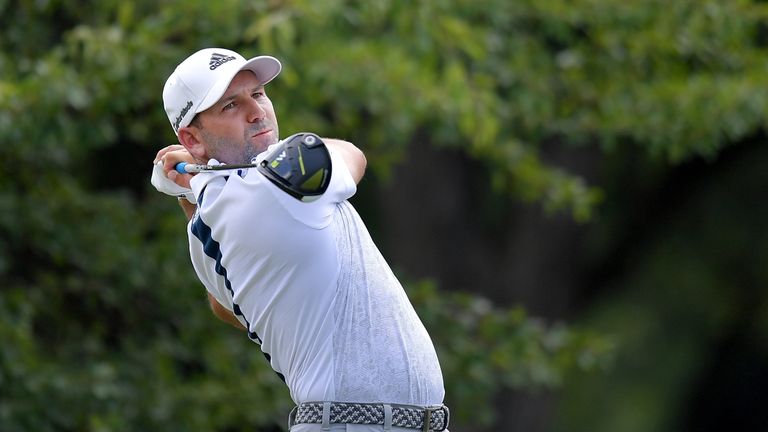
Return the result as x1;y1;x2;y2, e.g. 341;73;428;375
247;99;266;122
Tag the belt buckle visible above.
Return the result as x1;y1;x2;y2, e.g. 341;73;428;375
423;405;449;432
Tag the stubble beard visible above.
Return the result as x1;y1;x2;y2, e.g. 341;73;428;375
243;121;279;163
201;121;279;164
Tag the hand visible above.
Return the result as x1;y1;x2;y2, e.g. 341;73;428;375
154;144;195;189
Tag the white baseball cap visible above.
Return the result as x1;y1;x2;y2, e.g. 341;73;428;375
162;48;282;135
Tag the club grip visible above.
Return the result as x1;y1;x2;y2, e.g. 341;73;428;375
175;162;193;174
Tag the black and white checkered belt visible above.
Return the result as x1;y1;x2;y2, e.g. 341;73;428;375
289;401;450;431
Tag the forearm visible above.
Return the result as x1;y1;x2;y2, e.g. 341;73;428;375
178;197;197;221
207;292;247;330
324;138;367;184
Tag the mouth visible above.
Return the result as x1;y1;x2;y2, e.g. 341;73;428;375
252;128;272;138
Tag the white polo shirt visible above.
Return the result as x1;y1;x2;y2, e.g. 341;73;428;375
186;148;445;407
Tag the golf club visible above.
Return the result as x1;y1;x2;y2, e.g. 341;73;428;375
173;132;332;201
175;162;258;173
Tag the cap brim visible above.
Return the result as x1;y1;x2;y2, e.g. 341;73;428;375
196;56;282;114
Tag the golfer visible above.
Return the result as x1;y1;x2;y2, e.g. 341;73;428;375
152;47;449;431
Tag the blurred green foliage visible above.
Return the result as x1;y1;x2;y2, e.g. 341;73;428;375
555;142;768;432
1;0;767;431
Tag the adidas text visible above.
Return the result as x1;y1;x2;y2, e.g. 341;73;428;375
209;53;236;70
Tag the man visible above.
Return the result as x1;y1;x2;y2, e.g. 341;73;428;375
152;48;449;431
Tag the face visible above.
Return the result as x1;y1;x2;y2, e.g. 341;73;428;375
187;70;279;164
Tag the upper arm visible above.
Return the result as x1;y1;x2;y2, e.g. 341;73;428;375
323;138;367;184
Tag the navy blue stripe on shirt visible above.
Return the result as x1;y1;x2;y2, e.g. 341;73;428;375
191;211;286;383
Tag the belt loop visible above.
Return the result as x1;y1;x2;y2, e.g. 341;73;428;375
321;401;331;431
383;404;392;430
422;406;433;432
287;405;297;430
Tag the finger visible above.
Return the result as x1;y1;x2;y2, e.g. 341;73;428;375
166;169;193;189
153;144;185;163
160;150;192;172
154;145;184;163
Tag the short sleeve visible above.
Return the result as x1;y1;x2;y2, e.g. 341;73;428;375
255;147;357;229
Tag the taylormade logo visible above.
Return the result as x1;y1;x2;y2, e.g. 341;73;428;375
209;53;236;70
270;151;287;168
173;100;193;131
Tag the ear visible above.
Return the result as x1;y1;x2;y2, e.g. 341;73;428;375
177;126;207;162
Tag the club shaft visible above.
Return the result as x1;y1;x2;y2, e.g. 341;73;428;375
175;162;259;174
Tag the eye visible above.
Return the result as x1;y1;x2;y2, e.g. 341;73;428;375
223;101;236;110
252;90;265;99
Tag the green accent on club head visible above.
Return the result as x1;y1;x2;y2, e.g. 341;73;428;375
301;169;325;191
270;160;280;168
298;145;306;175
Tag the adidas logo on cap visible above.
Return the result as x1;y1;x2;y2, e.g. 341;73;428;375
209;52;236;70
